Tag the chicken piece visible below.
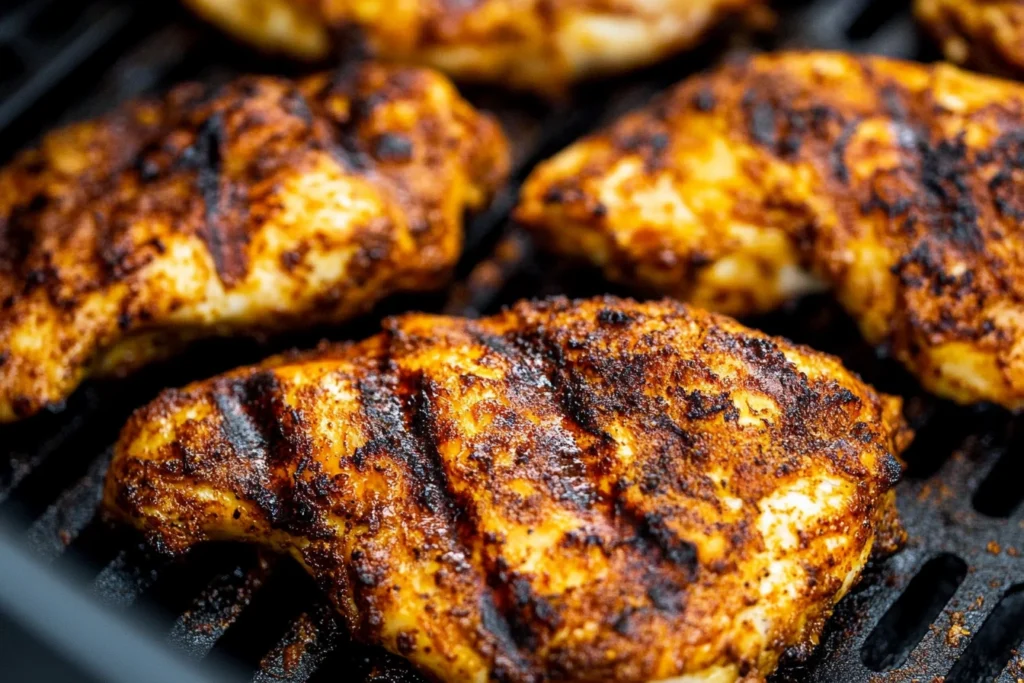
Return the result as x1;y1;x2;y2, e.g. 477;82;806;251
105;295;910;683
517;51;1024;409
181;0;766;94
916;0;1024;76
0;62;509;423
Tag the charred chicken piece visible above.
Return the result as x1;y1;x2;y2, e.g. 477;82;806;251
181;0;766;94
106;296;910;683
916;0;1024;76
0;62;509;423
517;51;1024;409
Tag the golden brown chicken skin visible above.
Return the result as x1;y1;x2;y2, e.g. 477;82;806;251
517;52;1024;410
0;62;509;423
182;0;765;94
105;296;910;683
916;0;1024;76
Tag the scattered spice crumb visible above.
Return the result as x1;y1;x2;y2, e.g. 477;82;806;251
946;612;970;648
988;540;1002;555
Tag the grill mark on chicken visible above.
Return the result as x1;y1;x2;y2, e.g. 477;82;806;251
212;382;268;458
183;112;241;283
509;323;706;583
478;590;534;683
215;371;332;538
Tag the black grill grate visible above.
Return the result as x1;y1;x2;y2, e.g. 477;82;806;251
0;1;1022;681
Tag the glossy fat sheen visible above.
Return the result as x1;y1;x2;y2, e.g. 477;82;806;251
105;296;910;683
181;0;764;94
0;62;509;423
916;0;1024;75
517;52;1024;409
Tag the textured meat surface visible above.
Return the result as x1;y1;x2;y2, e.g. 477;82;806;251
105;296;910;683
916;0;1024;75
181;0;765;94
517;51;1024;409
0;62;509;423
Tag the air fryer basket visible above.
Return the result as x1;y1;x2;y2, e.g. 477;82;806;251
0;0;1022;681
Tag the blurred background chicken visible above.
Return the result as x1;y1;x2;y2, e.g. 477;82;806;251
517;51;1024;410
916;0;1024;76
180;0;768;94
0;62;509;423
105;295;910;683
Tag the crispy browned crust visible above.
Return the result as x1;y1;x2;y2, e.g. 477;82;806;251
517;51;1024;409
0;62;509;423
916;0;1024;76
105;295;909;683
182;0;766;94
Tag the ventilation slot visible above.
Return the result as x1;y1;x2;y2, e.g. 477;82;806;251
861;554;967;671
946;584;1024;683
972;449;1024;518
845;0;905;40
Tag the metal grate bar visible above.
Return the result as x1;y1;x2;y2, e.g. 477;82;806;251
24;451;111;561
167;552;275;660
251;605;341;683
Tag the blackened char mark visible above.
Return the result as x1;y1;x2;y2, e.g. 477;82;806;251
480;590;539;683
0;195;48;276
213;371;329;538
322;61;376;172
179;112;250;285
612;480;700;584
913;131;984;251
352;371;457;516
831;118;859;184
637;511;698;578
213;385;267;458
406;373;461;517
511;328;613;444
354;362;537;678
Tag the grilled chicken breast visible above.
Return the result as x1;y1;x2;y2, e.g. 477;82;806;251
182;0;765;94
517;51;1024;409
916;0;1024;75
0;62;509;424
105;296;910;683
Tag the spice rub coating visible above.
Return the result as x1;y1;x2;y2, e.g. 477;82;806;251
517;52;1024;409
105;296;910;683
0;62;509;423
181;0;764;94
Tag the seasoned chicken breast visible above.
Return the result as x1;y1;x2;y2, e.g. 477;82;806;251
0;62;509;423
182;0;766;94
517;52;1024;409
916;0;1024;75
105;296;910;683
